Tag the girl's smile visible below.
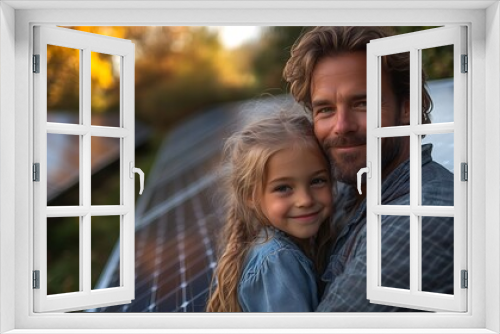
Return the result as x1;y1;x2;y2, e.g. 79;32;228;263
289;211;322;223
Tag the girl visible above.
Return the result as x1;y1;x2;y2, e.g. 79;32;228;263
206;111;333;312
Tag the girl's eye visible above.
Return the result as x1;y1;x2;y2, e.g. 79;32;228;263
273;185;292;193
311;178;328;187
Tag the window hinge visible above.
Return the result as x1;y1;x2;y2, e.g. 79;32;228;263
33;270;40;289
461;54;468;73
461;270;468;289
33;54;40;73
461;162;468;181
33;163;40;182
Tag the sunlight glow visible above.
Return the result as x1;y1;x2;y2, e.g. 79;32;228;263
211;26;262;49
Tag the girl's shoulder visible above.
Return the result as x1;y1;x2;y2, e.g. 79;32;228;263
240;228;314;280
252;227;302;254
237;228;319;312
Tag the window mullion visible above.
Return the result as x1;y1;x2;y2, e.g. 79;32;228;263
454;26;468;311
372;205;454;216
82;47;91;207
373;123;455;138
82;47;92;294
365;49;380;298
122;51;135;292
409;47;420;295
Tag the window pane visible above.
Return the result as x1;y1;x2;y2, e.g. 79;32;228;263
421;216;454;295
381;215;410;290
380;52;410;128
91;137;121;205
92;216;120;289
421;134;454;206
47;217;80;295
47;45;80;124
47;133;80;205
421;45;454;124
381;136;410;205
91;52;121;127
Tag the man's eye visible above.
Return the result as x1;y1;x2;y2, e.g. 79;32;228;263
353;101;367;109
315;107;334;115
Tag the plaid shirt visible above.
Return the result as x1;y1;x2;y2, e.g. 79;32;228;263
317;144;454;312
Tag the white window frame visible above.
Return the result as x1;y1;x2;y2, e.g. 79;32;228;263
0;1;498;333
33;26;136;313
365;26;467;312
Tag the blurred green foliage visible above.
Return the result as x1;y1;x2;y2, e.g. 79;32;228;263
391;26;453;80
47;217;80;295
48;26;452;131
248;26;452;93
250;26;308;93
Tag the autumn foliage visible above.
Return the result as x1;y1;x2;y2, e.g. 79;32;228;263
49;26;263;131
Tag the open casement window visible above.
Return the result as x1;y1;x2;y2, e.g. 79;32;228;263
363;26;467;312
33;26;141;312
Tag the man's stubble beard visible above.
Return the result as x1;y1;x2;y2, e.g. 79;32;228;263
325;136;402;186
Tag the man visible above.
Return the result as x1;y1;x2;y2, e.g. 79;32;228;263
284;26;454;311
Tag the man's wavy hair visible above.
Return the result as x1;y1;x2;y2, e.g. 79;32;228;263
283;26;432;124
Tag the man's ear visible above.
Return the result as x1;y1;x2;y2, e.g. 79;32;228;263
400;99;410;125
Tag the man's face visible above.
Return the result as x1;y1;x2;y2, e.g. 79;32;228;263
310;51;408;185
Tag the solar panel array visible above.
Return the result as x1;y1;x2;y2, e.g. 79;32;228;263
89;97;296;312
86;80;452;313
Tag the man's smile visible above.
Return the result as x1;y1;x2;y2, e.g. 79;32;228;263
334;144;366;154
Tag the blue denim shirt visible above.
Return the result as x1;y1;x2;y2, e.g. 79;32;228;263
238;227;319;312
317;144;454;312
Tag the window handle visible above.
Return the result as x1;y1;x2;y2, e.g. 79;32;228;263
129;162;145;195
357;162;371;195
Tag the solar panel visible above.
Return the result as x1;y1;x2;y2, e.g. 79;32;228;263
88;96;301;312
87;82;453;313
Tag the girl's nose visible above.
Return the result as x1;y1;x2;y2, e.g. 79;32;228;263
296;190;314;208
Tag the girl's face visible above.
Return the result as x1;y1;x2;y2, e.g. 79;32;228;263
260;143;332;241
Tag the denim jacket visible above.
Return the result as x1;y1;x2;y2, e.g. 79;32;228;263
317;144;454;311
238;227;319;312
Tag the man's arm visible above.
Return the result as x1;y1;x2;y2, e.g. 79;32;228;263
318;158;454;312
317;220;414;312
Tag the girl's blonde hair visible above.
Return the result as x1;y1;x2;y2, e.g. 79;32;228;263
206;110;333;312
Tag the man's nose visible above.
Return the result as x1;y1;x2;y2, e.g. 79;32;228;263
333;107;358;135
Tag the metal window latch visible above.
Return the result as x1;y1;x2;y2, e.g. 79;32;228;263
461;270;468;289
33;54;40;73
357;162;372;195
461;163;468;181
33;270;40;289
129;162;145;195
33;163;40;182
